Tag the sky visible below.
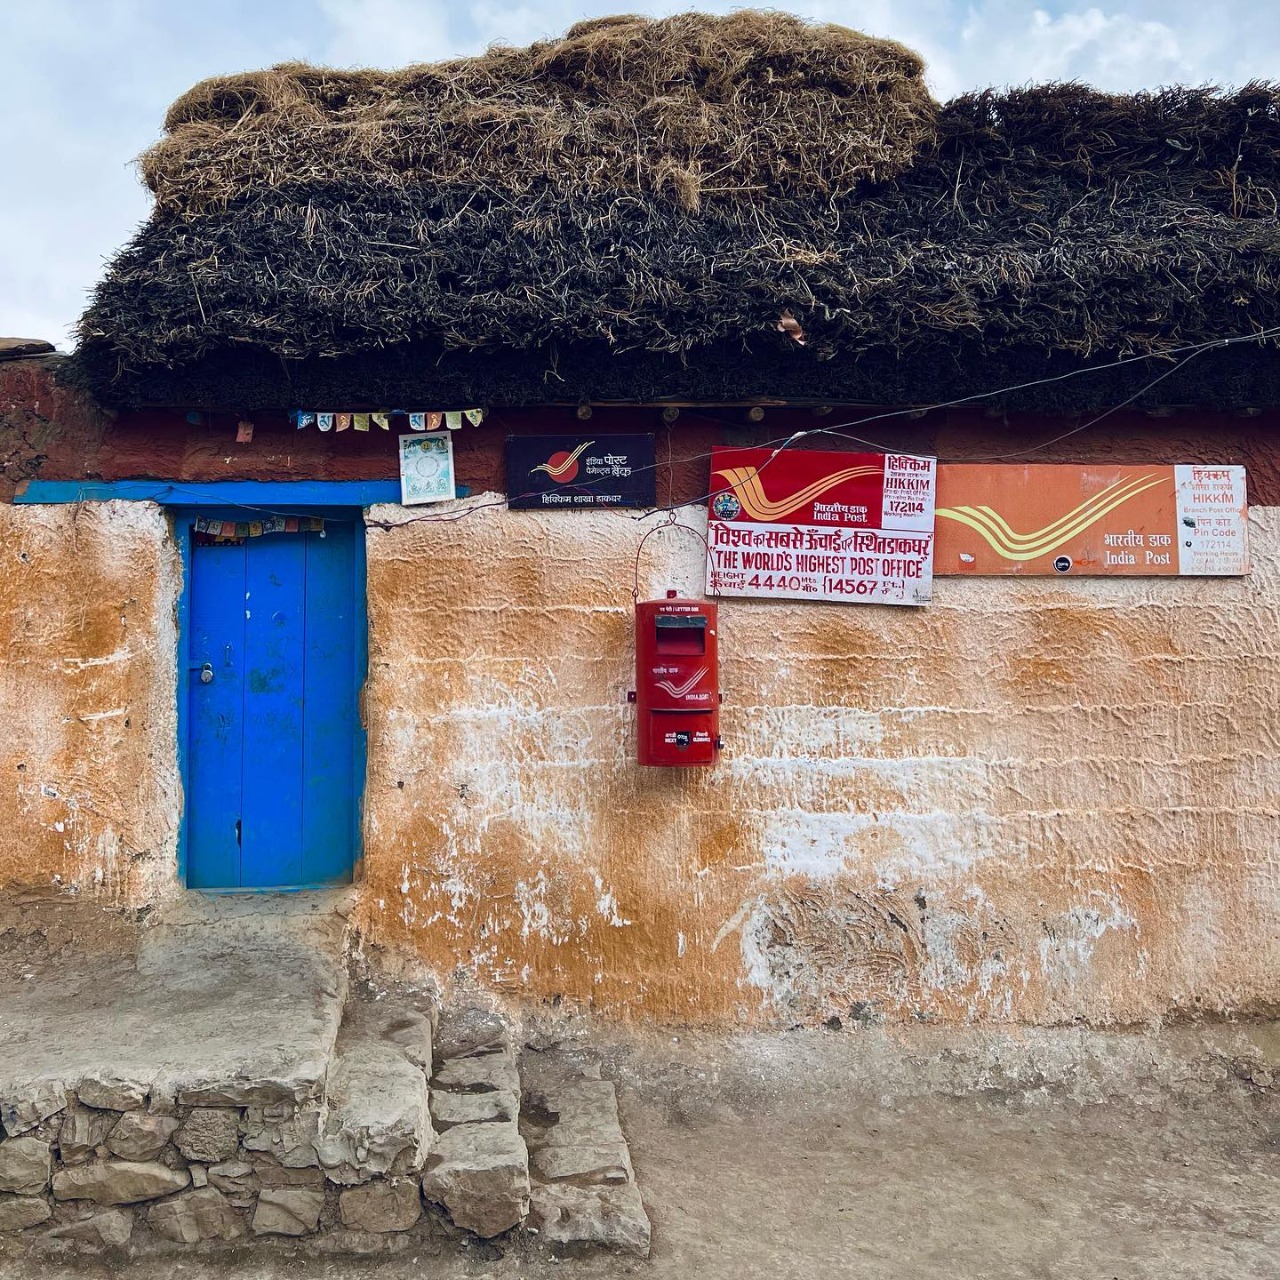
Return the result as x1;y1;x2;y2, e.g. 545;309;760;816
2;0;1278;347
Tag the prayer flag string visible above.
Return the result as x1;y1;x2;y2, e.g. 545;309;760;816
293;408;483;431
194;515;324;545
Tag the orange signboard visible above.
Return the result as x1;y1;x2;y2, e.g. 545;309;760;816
933;464;1248;576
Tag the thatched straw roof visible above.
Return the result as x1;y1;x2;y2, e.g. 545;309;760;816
143;13;933;213
70;11;1280;410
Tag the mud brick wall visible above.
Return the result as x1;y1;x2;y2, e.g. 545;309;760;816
0;502;180;902
2;354;1279;1026
359;500;1280;1027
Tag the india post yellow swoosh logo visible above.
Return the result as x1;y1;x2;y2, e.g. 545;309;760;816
713;464;881;522
532;440;593;480
936;473;1170;561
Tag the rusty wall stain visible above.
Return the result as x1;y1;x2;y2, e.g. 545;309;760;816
357;499;1280;1028
0;503;181;901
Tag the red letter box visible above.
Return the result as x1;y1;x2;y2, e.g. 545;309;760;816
631;591;721;767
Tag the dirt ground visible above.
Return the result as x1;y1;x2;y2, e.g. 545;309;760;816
3;898;1276;1279
10;1028;1276;1280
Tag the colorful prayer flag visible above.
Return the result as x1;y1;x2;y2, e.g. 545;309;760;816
318;413;334;432
445;411;462;430
464;408;484;426
372;412;390;430
354;413;371;432
336;413;352;432
296;411;316;430
409;412;426;431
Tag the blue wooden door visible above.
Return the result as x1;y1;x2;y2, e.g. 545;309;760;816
185;520;363;889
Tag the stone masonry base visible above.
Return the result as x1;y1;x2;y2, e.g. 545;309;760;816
0;897;650;1262
0;996;650;1261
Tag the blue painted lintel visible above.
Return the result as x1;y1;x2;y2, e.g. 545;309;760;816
15;479;406;508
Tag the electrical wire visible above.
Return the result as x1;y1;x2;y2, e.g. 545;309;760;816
66;321;1280;529
631;323;1272;521
805;338;1213;463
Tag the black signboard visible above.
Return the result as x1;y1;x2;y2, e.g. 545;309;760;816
506;435;657;509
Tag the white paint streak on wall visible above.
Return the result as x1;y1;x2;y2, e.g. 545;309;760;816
356;499;1280;1027
1037;891;1138;989
738;900;777;994
593;874;632;927
758;801;1002;883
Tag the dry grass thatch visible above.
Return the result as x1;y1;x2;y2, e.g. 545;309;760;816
72;13;1280;410
140;11;936;213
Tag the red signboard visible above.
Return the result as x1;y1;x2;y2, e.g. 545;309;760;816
706;447;937;606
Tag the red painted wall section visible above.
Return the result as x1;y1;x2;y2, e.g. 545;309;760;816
4;356;1280;502
0;358;108;500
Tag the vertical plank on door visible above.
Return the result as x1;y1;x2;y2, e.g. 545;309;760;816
301;523;358;884
187;540;247;889
239;534;306;887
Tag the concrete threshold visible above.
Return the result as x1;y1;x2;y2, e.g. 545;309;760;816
0;891;352;1117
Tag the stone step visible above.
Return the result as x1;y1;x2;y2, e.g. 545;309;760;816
420;1006;529;1239
0;972;647;1260
521;1060;651;1258
315;1001;433;1185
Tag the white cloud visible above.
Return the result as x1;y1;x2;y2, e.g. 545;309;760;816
2;0;1279;344
956;6;1188;88
317;0;459;64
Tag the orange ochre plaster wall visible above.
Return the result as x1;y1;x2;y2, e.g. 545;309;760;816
0;502;181;902
357;498;1280;1027
0;491;1274;1028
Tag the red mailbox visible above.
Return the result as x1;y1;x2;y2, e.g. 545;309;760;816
630;590;721;767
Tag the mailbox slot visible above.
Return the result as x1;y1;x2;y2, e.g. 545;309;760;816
655;614;707;655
